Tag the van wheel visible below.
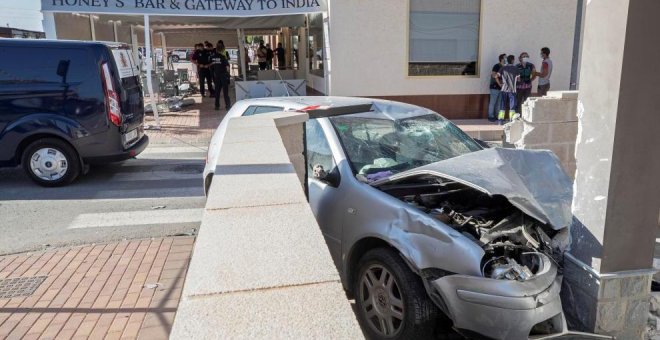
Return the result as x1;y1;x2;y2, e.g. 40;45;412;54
354;248;438;339
171;55;179;63
21;138;80;187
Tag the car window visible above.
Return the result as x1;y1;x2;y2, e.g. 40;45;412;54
330;114;481;175
242;105;284;116
305;119;337;178
0;46;95;84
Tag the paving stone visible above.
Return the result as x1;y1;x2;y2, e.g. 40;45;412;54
171;282;362;340
206;172;307;210
183;204;339;297
216;140;291;166
0;237;192;340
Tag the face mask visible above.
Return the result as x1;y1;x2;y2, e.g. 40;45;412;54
522;57;529;63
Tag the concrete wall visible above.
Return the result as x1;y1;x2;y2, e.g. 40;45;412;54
170;112;362;339
505;91;578;178
328;0;577;97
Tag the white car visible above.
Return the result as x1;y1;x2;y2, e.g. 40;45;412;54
203;97;336;193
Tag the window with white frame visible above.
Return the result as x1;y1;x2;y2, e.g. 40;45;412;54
409;0;481;76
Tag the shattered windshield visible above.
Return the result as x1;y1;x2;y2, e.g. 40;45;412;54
330;114;482;177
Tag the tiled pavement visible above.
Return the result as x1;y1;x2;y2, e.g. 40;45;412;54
0;237;194;340
144;93;229;146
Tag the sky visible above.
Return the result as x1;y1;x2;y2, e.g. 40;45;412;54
0;0;43;32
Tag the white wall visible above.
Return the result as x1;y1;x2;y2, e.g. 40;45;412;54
328;0;577;96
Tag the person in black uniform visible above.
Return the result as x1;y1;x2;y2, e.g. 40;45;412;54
194;42;214;97
210;40;231;110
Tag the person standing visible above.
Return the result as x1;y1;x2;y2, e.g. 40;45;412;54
210;40;231;111
266;43;274;70
534;47;553;96
257;40;268;70
516;52;536;113
275;42;286;70
194;42;214;97
488;54;506;122
498;55;521;125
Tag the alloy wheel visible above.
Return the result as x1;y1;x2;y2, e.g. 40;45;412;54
359;264;405;337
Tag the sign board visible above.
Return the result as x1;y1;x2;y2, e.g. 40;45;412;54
111;48;139;78
42;0;327;16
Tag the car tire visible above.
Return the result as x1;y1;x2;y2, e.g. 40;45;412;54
172;55;179;63
354;248;438;340
21;138;81;187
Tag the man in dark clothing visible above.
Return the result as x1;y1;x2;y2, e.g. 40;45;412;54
257;40;268;70
193;42;214;97
497;55;521;125
488;54;506;122
266;44;274;70
275;43;286;69
210;40;231;110
516;52;536;113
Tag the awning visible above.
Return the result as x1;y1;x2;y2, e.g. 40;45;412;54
43;0;327;17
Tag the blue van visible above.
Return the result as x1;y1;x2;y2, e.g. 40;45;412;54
0;39;148;186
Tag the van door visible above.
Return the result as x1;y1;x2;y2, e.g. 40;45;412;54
107;46;144;146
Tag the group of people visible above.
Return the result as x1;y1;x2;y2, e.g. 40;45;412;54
489;47;553;124
191;40;232;111
255;40;286;70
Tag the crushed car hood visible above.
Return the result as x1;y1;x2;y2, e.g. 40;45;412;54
372;148;573;230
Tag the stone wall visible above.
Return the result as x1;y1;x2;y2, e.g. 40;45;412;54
504;91;579;178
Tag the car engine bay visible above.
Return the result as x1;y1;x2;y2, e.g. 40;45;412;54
377;175;569;281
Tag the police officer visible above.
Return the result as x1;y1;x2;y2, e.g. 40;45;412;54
210;40;231;111
193;42;214;97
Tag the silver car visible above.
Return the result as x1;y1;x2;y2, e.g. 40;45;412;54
205;97;575;340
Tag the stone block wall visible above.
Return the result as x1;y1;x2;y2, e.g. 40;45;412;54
504;91;579;178
562;254;653;339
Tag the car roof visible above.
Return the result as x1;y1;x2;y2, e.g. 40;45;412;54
238;96;439;119
0;38;128;49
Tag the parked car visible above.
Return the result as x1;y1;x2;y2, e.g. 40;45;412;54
0;39;148;186
168;49;191;62
204;97;580;339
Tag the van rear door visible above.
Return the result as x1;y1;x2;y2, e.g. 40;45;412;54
107;45;144;147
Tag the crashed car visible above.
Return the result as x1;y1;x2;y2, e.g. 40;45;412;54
204;97;575;339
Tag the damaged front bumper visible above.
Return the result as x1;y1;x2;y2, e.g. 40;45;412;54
430;254;566;340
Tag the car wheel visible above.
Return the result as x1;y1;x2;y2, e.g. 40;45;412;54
172;55;179;63
21;138;81;187
354;248;438;339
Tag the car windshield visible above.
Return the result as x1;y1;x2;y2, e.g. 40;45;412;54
330;114;482;176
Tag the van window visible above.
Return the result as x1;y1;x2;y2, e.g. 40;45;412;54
0;47;96;84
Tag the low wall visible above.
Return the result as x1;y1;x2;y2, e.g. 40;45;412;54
505;91;579;178
170;112;362;339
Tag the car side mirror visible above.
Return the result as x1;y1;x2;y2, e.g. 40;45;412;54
312;164;340;187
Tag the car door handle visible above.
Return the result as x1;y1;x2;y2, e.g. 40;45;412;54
347;208;356;214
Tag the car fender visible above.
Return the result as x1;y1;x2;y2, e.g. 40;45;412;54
342;184;485;282
0;113;90;162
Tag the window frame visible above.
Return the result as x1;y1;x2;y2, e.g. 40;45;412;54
406;0;483;78
304;118;340;187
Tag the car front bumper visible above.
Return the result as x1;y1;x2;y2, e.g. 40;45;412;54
431;255;566;340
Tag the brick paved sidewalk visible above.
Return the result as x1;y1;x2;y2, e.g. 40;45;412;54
0;237;194;340
144;94;226;146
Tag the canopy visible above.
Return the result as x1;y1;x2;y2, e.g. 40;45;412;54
43;0;326;17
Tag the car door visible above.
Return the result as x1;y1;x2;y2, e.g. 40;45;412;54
305;118;345;269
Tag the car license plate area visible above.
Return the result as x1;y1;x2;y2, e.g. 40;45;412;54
123;129;138;145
